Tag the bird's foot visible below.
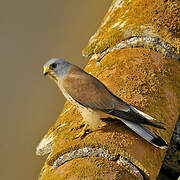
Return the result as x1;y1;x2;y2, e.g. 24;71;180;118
70;124;84;131
74;124;90;139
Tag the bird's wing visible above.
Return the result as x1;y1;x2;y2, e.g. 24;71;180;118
63;66;166;129
63;66;130;112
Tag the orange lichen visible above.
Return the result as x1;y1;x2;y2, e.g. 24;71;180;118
38;1;180;179
38;48;180;180
82;0;180;56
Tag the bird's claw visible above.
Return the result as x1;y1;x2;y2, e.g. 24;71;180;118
73;124;89;139
74;131;86;139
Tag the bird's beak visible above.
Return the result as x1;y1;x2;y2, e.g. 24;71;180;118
43;67;50;76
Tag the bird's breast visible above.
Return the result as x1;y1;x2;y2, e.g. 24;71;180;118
57;81;81;109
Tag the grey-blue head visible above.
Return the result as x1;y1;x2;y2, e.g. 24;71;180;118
43;58;72;82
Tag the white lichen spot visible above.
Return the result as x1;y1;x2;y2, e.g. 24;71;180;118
113;0;126;9
36;133;55;156
56;123;66;129
112;20;126;29
101;0;126;27
112;22;120;28
60;105;73;117
140;25;157;37
90;54;99;61
119;21;126;28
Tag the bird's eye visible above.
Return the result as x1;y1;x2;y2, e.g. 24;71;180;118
51;63;57;69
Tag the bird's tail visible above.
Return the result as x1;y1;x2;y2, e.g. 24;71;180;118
130;106;167;130
120;119;168;149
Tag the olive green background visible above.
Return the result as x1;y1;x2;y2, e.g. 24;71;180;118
0;1;111;180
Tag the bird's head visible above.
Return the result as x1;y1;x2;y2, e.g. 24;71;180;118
43;58;72;83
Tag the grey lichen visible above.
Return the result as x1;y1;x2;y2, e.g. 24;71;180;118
52;147;145;179
52;147;118;168
117;155;144;180
36;123;66;156
36;133;55;156
96;36;179;63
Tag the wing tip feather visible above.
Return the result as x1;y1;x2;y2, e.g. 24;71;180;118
150;136;168;149
130;105;168;129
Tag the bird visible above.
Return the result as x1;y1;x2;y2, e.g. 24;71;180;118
43;58;168;149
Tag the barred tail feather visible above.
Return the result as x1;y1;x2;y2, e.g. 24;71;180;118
120;119;168;149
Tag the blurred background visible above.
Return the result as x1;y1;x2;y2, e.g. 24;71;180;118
0;1;111;180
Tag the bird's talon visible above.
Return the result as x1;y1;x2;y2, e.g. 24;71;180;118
70;124;85;131
74;131;86;139
73;124;89;139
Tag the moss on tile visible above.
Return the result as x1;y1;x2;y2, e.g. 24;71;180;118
38;1;180;179
39;48;180;180
82;0;180;56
